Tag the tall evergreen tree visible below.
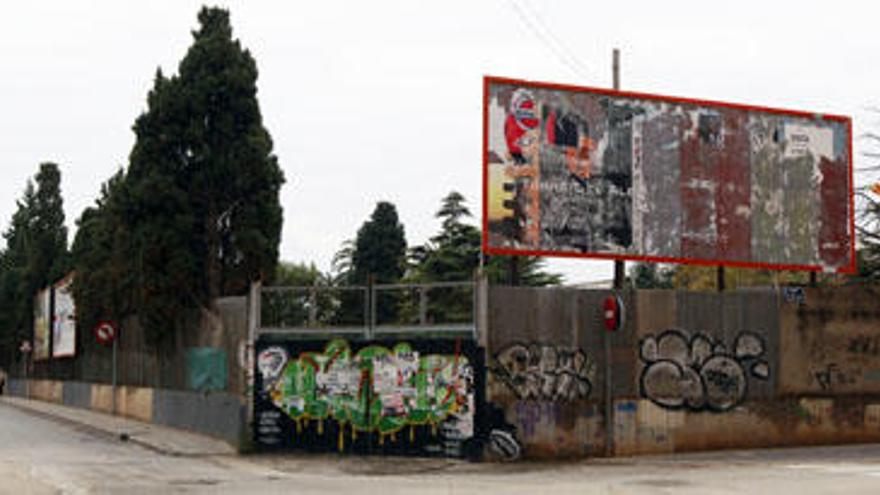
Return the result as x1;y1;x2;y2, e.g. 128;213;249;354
408;191;561;287
351;202;407;285
341;202;407;325
73;7;285;342
0;164;70;366
71;169;136;335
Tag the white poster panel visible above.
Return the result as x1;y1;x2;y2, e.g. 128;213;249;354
52;274;76;358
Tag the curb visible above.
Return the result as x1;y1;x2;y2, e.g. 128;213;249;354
0;397;227;457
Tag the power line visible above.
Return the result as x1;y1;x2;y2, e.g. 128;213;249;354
517;0;592;78
505;0;591;80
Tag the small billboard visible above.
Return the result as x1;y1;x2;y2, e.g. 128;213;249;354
52;274;76;358
33;288;50;360
483;76;854;273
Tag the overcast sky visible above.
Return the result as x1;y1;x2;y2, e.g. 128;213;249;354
1;1;877;284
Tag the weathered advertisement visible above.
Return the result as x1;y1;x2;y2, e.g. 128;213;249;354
254;338;483;458
483;76;854;273
52;274;76;358
33;288;50;360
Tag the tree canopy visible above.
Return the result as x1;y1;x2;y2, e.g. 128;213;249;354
71;6;284;343
0;163;70;367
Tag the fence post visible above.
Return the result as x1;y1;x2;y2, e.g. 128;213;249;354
419;286;428;326
308;284;317;327
367;275;376;339
245;280;261;442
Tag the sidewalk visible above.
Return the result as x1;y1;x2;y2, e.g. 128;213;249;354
0;395;236;457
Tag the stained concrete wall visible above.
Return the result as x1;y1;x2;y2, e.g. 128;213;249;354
778;285;880;395
26;296;248;395
486;284;880;460
152;389;244;447
4;379;244;450
485;286;632;459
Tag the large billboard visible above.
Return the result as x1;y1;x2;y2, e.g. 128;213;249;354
483;76;854;273
33;288;50;360
52;274;76;358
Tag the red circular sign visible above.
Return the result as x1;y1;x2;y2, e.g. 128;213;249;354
94;321;117;345
603;295;624;332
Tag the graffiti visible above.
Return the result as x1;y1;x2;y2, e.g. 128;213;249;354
515;402;561;438
486;403;521;461
492;343;595;402
812;363;858;390
255;339;476;457
847;335;880;357
257;347;288;379
782;286;806;305
489;429;521;461
639;329;770;412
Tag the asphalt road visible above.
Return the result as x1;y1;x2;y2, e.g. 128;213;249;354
4;400;880;494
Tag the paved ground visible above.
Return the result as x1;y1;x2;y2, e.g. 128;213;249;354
4;397;880;494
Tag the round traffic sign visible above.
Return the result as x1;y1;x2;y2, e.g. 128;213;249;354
94;321;117;345
603;294;624;332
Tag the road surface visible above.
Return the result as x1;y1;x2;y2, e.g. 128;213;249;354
3;400;880;494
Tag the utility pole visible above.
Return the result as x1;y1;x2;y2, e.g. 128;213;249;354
605;47;621;459
612;48;625;291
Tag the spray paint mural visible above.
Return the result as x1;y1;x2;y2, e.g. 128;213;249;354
491;343;595;402
638;329;770;412
254;338;482;458
484;76;854;273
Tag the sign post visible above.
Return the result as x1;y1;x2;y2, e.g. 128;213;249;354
94;321;118;414
20;340;31;399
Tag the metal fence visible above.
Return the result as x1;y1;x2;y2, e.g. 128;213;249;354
257;281;477;338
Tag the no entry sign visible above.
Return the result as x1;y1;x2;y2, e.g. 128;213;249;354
94;321;117;345
603;295;624;332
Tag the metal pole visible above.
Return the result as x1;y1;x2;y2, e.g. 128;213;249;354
111;336;117;415
612;47;624;291
717;266;726;292
23;348;29;399
605;48;621;459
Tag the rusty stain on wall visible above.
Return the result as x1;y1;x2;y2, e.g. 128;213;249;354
485;77;853;272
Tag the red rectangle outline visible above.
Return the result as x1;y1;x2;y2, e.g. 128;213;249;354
482;75;856;274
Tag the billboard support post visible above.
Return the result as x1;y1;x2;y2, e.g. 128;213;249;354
612;47;624;291
605;47;621;459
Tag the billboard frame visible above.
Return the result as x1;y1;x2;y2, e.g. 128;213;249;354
482;75;856;274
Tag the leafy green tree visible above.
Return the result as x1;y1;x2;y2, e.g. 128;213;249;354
673;264;810;291
629;262;674;289
263;261;338;328
857;182;880;282
409;191;481;283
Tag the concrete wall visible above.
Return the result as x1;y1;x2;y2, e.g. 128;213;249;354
485;285;880;460
4;379;244;450
27;296;248;395
152;389;244;447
